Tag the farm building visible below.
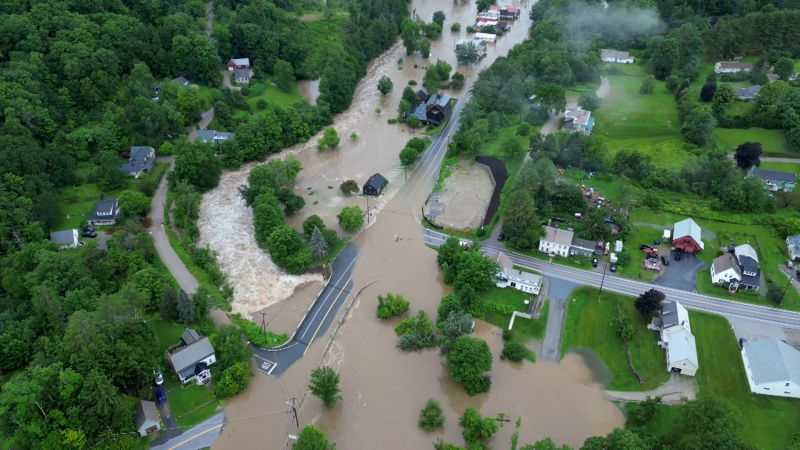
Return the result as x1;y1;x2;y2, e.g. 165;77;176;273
714;61;753;73
600;49;634;63
741;339;800;399
672;218;704;253
363;173;388;196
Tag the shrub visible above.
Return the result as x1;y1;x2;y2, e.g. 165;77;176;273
338;205;364;232
317;127;340;150
213;362;250;398
395;310;438;350
400;146;420;166
466;25;476;33
388;118;398;124
256;99;268;110
376;293;410;319
230;314;288;347
419;399;445;431
450;23;461;32
516;123;531;136
500;341;530;362
408;80;417;85
339;180;359;196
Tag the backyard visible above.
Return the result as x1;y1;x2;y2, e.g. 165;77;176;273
560;287;671;391
712;127;790;156
479;285;549;343
592;63;689;169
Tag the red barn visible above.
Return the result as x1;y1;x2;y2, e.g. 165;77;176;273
672;218;704;253
227;58;250;71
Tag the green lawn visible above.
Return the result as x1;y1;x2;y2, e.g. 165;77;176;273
148;317;185;355
167;380;220;428
760;161;800;173
712;127;790;156
479;286;549;341
690;311;800;449
725;100;755;116
560;287;671;391
631;208;800;309
593;64;689;169
243;80;306;109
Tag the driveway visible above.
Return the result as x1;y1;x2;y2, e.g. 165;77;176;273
649;251;706;291
151;412;225;450
539;278;579;361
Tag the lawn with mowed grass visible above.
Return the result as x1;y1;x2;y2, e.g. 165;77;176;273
167;380;220;428
712;127;791;156
479;286;549;342
631;208;800;309
148;317;185;355
244;80;306;109
690;311;800;449
560;287;671;391
617;225;663;282
760;161;800;174
54;183;126;230
593;64;689;169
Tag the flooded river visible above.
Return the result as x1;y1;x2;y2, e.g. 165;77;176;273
210;1;625;448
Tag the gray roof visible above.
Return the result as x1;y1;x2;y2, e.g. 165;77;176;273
425;93;451;109
229;57;250;67
234;67;252;80
718;61;753;70
736;85;761;98
665;327;699;369
788;235;800;247
750;167;797;184
135;400;159;428
49;229;78;246
365;173;387;191
169;336;215;374
673;218;704;250
660;301;680;328
712;252;740;276
197;129;234;142
542;226;574;247
92;198;119;217
181;328;201;345
120;146;155;174
601;49;632;60
743;339;800;385
412;101;427;121
171;76;189;85
571;236;599;252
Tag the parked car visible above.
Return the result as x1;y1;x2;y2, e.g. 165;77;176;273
592;258;599;267
610;263;617;272
156;386;167;404
675;252;682;261
81;227;97;238
497;232;505;241
796;269;800;280
639;244;652;250
787;260;795;269
654;239;661;245
661;255;670;265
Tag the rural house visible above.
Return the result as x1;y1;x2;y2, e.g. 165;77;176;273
736;85;761;100
168;328;216;385
600;49;634;63
648;300;698;377
787;234;800;261
456;38;487;59
234;67;252;84
497;5;520;20
363;173;387;196
89;198;120;226
741;339;800;399
671;218;704;253
748;167;797;192
120;146;155;178
227;57;250;71
171;76;190;86
538;225;574;257
134;400;161;437
423;93;451;126
563;107;594;135
714;61;753;73
710;243;761;292
49;229;79;249
495;252;542;295
197;129;234;145
570;236;603;258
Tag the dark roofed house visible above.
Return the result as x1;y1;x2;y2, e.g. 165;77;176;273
197;129;234;145
749;167;797;192
233;67;252;84
737;85;761;100
135;400;161;437
120;146;155;178
424;93;451;126
363;173;388;196
89;198;120;226
167;328;216;384
570;236;602;258
49;229;79;249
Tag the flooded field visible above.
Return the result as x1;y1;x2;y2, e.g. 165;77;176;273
209;1;622;447
423;161;495;230
199;0;535;314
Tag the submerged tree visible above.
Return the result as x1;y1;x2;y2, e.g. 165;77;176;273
309;366;342;407
310;227;329;262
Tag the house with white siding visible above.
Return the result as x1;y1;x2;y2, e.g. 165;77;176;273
741;339;800;399
538;226;574;257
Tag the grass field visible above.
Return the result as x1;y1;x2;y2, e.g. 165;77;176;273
479;286;549;341
617;225;662;282
560;287;671;391
593;64;689;169
760;161;800;173
690;311;800;448
148;317;186;355
631;208;800;309
713;127;790;156
168;380;220;428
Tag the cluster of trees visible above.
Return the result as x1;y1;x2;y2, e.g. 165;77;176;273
401;13;446;58
399;137;431;166
376;293;410;319
244;157;339;273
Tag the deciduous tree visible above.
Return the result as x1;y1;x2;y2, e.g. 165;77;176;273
447;336;492;395
309;366;342;407
378;75;394;95
337;205;364;232
734;142;762;169
459;407;498;445
635;288;665;317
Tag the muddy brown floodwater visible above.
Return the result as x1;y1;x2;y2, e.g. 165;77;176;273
212;1;624;448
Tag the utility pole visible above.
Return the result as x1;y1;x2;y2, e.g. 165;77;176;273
779;276;793;304
366;196;370;225
287;397;299;428
260;312;267;340
598;261;608;299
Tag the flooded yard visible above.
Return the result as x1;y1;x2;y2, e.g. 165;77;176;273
423;160;495;231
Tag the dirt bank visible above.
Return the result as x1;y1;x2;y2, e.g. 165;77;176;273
423;161;495;231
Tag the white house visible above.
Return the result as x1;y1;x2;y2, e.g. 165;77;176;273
563;107;595;135
134;400;161;437
648;300;698;376
168;329;216;384
710;252;740;285
787;234;800;261
539;226;574;257
714;61;753;73
474;32;497;43
711;244;761;292
89;198;120;226
495;252;542;295
49;229;79;249
741;339;800;399
601;49;634;63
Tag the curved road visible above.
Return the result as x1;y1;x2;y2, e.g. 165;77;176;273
423;229;800;329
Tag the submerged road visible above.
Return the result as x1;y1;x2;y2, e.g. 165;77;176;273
252;243;357;376
423;229;800;330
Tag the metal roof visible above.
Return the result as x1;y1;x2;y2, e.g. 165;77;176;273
542;225;574;247
135;400;160;428
743;339;800;385
750;167;797;184
169;337;215;373
664;327;699;369
49;229;78;246
601;49;632;60
673;218;704;250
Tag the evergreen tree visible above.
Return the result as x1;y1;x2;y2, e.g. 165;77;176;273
310;227;329;262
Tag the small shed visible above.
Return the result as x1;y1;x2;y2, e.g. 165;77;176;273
135;400;161;437
363;173;388;196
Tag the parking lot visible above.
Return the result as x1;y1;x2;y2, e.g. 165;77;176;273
652;250;706;291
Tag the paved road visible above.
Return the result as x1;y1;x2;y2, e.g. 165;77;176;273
151;412;225;450
539;278;579;361
149;157;199;295
423;229;800;329
252;243;358;376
